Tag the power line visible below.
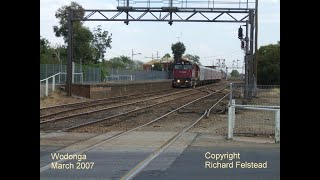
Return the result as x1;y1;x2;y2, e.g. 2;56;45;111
202;50;242;59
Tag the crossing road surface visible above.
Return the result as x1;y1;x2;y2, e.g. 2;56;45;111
40;132;280;180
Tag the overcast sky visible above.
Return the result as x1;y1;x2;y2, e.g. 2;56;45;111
40;0;280;71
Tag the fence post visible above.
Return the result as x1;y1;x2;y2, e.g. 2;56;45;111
46;64;48;78
229;83;233;103
99;65;101;83
227;100;235;140
45;79;48;96
232;99;235;129
72;62;75;83
52;75;55;91
275;110;280;143
40;81;42;97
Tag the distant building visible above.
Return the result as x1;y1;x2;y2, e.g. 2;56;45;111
143;59;162;71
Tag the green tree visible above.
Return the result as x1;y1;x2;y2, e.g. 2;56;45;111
53;2;112;65
40;36;58;64
184;54;201;65
40;36;50;54
53;2;93;64
73;26;94;64
52;45;67;65
257;41;280;85
53;1;85;43
230;70;240;77
171;42;186;62
91;25;112;63
162;53;171;59
132;60;144;70
103;56;143;70
152;63;163;71
105;56;134;69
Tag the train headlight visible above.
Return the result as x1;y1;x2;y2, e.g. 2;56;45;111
177;79;180;83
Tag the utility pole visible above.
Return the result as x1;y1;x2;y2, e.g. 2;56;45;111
242;61;245;74
66;8;73;96
221;59;225;68
254;0;258;86
232;60;235;70
156;51;160;61
145;53;154;60
132;49;142;61
226;67;228;80
249;10;254;100
131;49;134;61
216;59;221;68
242;10;255;101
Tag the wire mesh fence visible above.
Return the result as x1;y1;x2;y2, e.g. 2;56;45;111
40;64;170;86
233;108;277;136
229;83;280;137
40;64;64;82
40;64;102;84
230;83;280;106
104;68;168;82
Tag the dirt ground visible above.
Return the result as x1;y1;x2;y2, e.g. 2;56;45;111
40;90;90;109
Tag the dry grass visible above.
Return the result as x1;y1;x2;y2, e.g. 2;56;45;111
40;90;90;108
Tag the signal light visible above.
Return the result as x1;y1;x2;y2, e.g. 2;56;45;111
241;41;245;49
238;26;243;39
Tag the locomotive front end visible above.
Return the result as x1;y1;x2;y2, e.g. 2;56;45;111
172;62;193;88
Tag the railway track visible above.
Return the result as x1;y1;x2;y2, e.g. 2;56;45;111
40;88;178;117
40;83;227;132
40;85;229;174
120;93;228;180
40;88;193;123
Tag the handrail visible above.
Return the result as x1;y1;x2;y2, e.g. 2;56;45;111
40;72;61;97
40;72;60;82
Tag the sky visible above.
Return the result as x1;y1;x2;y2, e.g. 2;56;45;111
40;0;280;72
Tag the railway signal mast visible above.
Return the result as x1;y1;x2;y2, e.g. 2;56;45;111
238;15;255;101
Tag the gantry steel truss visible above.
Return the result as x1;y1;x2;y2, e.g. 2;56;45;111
66;5;257;102
72;7;253;24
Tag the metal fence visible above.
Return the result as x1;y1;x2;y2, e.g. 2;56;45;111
228;83;280;141
40;64;169;84
230;83;280;106
104;68;168;82
40;63;101;84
